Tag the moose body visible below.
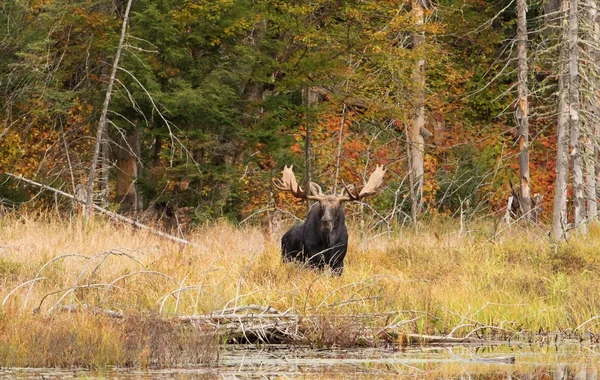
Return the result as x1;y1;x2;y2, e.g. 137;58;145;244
282;200;348;274
274;165;385;276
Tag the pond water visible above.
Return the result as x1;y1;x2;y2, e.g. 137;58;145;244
1;343;599;379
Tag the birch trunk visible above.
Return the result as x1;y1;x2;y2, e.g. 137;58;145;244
568;0;584;232
552;0;571;240
410;0;426;222
516;0;531;220
85;0;133;220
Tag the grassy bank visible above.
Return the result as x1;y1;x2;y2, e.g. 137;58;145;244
1;212;600;367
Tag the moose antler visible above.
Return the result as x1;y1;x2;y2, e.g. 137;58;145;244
273;165;324;200
340;165;386;201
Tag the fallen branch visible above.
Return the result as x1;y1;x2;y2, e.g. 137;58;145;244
5;173;192;245
404;333;503;345
59;304;125;319
53;303;519;347
58;303;302;344
376;330;507;346
470;355;516;364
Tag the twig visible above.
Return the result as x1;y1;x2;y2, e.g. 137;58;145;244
59;304;125;319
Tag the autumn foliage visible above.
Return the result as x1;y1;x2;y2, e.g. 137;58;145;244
0;0;564;226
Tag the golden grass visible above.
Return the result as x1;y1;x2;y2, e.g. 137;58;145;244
2;211;600;367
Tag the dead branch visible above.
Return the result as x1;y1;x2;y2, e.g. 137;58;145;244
51;303;523;346
2;277;45;308
5;172;192;245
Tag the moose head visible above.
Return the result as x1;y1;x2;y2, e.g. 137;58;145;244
274;165;386;275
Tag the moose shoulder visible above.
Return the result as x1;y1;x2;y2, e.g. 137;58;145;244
274;165;386;275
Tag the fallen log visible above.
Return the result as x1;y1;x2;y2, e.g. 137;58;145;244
55;303;518;347
405;333;503;345
377;330;507;346
58;303;302;343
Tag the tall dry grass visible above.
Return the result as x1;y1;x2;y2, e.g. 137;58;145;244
1;211;600;367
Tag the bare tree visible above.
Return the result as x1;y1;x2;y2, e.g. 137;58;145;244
516;0;532;220
409;0;427;224
568;0;584;232
85;0;133;220
552;0;571;240
583;0;599;221
303;87;316;212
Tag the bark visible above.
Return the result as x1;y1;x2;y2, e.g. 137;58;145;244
410;0;426;222
406;123;417;226
333;103;346;193
568;0;584;231
100;131;110;208
115;127;141;213
585;0;599;221
516;0;532;220
153;135;162;168
552;0;571;240
543;0;561;39
433;112;445;147
85;0;133;221
303;87;313;212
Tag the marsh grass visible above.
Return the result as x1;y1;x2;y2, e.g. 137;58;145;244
1;211;600;367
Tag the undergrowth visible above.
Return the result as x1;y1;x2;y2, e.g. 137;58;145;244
1;212;600;367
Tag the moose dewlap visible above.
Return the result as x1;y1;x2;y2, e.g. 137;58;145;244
274;165;386;275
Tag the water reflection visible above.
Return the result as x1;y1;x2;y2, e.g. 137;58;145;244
1;343;599;379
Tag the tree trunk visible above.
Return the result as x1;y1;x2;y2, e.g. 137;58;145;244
568;0;584;232
585;0;599;221
410;0;426;222
516;0;532;220
115;127;141;213
100;130;110;208
85;0;133;221
552;0;571;240
333;103;346;193
302;87;315;212
433;111;445;148
406;123;417;226
303;87;313;186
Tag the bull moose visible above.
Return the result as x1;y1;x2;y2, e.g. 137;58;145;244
273;165;386;275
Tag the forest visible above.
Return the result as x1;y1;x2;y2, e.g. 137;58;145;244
4;0;600;374
1;0;584;234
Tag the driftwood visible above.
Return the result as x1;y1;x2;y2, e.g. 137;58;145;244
5;173;192;246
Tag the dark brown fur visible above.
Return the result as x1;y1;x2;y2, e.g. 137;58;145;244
281;197;348;275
